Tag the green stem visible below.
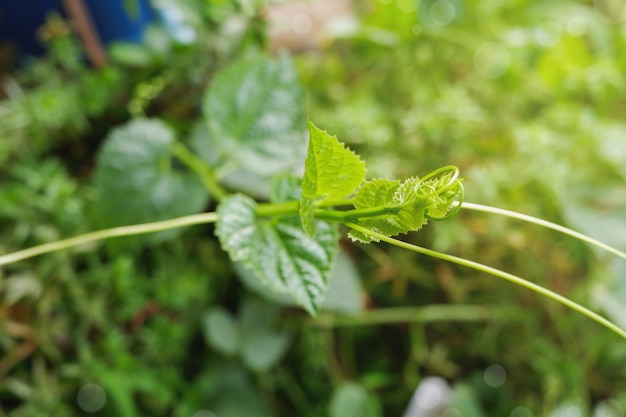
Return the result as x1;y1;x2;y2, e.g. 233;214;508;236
0;198;364;267
0;212;218;266
317;205;401;222
345;222;626;340
420;165;460;184
317;198;354;208
311;305;498;328
255;200;400;222
170;141;228;202
460;202;626;261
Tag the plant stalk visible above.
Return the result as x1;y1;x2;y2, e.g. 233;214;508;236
0;212;218;266
345;222;626;340
311;305;499;328
170;141;228;202
459;202;626;260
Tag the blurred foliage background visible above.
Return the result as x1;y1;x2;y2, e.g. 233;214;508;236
1;0;626;416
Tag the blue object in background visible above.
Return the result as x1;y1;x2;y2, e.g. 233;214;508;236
0;0;61;56
83;0;155;45
0;0;155;57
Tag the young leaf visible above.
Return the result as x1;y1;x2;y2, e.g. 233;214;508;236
216;194;338;316
203;53;307;177
94;118;208;249
420;174;463;219
348;177;428;243
300;121;366;235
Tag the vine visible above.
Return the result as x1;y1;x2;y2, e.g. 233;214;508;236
1;121;625;338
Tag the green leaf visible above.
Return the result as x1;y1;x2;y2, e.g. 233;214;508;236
203;53;307;177
420;174;463;219
236;175;363;313
94;118;208;248
109;42;154;68
203;301;292;372
450;383;487;417
329;383;373;417
236;250;365;312
205;363;273;417
216;194;338;316
240;299;291;372
203;307;241;356
319;250;365;312
300;121;366;235
86;361;137;417
270;174;302;203
348;177;428;243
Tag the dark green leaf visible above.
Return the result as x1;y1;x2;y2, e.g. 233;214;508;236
237;250;365;312
203;53;307;176
94;119;208;248
216;194;338;316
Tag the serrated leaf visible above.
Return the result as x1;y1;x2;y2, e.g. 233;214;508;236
348;178;428;243
203;53;307;177
94;118;208;249
301;121;366;201
300;121;366;235
237;250;365;312
420;175;462;219
216;194;338;316
354;178;401;207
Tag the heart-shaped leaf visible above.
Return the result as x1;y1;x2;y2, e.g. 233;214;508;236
203;53;308;177
215;194;338;316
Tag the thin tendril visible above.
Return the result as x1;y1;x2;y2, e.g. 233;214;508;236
458;202;626;261
345;222;626;340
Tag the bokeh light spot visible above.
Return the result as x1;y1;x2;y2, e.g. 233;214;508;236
77;384;106;413
535;21;562;47
566;406;583;417
413;380;443;409
484;364;507;387
595;399;625;417
473;42;511;79
430;0;456;26
412;25;423;35
566;17;587;37
291;13;313;34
